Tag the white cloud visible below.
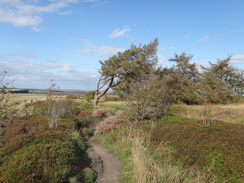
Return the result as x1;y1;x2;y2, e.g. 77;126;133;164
78;48;92;54
184;35;190;39
31;26;42;32
0;55;98;90
93;46;125;57
78;41;125;57
199;35;210;41
160;46;175;50
0;0;82;29
80;0;98;2
231;55;244;64
109;26;131;38
91;0;108;7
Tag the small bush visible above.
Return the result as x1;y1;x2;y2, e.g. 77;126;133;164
25;101;47;116
81;102;93;110
82;167;96;183
84;91;95;102
119;75;174;121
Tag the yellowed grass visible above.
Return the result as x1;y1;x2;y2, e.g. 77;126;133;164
9;93;46;103
114;125;216;183
171;103;244;125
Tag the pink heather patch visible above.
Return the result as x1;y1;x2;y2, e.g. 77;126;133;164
96;118;132;134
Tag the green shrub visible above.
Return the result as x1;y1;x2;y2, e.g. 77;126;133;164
82;127;94;139
84;91;95;102
81;102;93;110
82;167;96;183
204;151;224;172
25;101;47;116
0;115;88;183
0;137;84;183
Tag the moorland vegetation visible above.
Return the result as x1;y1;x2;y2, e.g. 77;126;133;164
0;39;244;183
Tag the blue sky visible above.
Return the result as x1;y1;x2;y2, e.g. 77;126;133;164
0;0;244;90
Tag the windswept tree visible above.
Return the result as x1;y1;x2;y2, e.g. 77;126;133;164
161;52;202;104
94;39;158;106
200;56;244;103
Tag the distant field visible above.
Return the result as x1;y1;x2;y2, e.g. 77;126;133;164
9;93;46;104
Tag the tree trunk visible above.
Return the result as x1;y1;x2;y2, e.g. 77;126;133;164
93;86;110;106
93;95;100;106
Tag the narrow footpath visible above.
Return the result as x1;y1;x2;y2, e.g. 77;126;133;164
88;137;121;183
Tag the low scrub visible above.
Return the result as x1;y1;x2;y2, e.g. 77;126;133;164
96;119;215;183
0;115;87;183
96;116;244;182
149;120;244;182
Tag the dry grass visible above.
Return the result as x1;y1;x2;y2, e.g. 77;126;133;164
97;122;216;183
129;128;216;183
9;93;46;103
171;103;244;125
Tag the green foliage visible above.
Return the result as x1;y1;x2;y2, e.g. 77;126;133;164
82;127;94;139
165;52;202;105
96;122;216;183
0;115;88;183
96;111;243;182
119;74;174;120
25;100;47;115
0;137;82;183
82;167;96;183
204;152;224;172
94;39;159;105
200;56;244;104
84;91;95;102
81;101;93;110
156;54;244;105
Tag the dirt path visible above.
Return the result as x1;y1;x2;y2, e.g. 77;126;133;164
88;137;120;183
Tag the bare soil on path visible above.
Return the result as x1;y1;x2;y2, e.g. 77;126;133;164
88;137;120;183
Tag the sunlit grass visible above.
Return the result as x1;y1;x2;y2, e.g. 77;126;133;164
170;103;244;125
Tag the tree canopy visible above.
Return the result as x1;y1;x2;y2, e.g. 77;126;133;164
94;38;158;105
94;39;244;107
